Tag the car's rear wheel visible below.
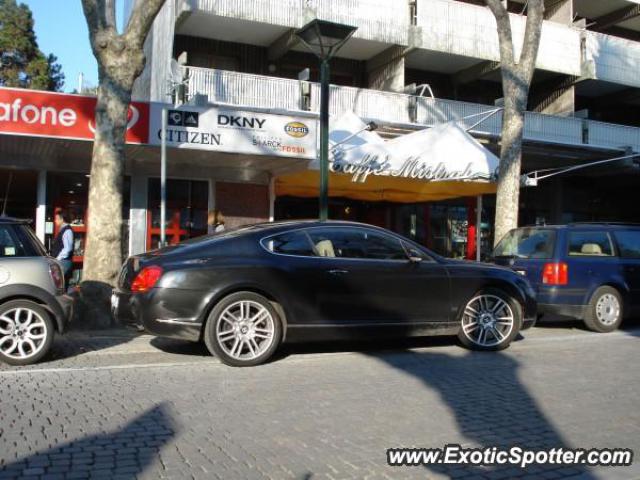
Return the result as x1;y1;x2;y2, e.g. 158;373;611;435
584;286;623;333
204;292;282;367
458;289;521;351
0;300;54;366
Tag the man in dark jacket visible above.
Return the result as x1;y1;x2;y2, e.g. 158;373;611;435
51;209;74;280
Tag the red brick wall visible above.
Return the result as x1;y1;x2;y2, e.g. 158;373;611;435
215;182;269;230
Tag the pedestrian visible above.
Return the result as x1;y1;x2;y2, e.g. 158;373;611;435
51;209;74;281
207;209;225;234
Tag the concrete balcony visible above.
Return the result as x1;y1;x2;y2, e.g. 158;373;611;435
186;67;640;153
412;0;582;77
175;0;409;59
583;31;640;89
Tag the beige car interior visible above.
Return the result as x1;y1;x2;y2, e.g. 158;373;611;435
315;239;336;257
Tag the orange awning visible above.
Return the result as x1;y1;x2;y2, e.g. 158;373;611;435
276;170;497;203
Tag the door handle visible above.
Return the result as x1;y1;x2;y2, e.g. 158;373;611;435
327;269;349;275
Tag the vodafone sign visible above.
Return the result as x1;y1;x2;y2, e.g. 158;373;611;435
0;87;148;144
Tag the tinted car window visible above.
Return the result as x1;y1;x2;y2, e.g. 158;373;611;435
568;231;613;256
0;224;34;257
493;228;556;259
265;231;316;257
613;230;640;259
307;228;407;260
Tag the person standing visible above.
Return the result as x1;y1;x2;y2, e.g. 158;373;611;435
51;209;74;280
207;210;225;234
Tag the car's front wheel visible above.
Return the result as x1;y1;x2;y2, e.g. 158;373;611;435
0;300;54;366
204;292;283;367
457;289;521;351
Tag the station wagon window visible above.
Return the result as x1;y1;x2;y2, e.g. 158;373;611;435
568;231;613;257
493;228;556;259
307;228;407;260
613;231;640;259
264;231;315;257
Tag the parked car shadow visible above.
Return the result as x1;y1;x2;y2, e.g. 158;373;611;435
367;350;597;479
0;404;176;478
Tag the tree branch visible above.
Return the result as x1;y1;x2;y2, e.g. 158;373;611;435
124;0;167;47
518;0;544;82
485;0;515;68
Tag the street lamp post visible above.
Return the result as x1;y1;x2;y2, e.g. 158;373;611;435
296;19;357;221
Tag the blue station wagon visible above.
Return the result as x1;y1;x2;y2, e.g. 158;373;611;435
492;223;640;332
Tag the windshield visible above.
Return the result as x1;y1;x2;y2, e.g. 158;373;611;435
493;228;556;259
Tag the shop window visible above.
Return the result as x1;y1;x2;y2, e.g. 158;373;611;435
147;178;208;249
0;169;38;222
614;231;640;259
46;172;130;285
568;231;613;257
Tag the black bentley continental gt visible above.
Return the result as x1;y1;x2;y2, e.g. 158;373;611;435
112;221;536;366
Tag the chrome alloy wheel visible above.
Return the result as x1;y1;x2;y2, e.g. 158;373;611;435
216;300;275;361
461;294;515;347
0;307;48;360
595;293;620;326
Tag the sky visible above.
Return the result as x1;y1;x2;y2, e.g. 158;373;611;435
22;0;125;93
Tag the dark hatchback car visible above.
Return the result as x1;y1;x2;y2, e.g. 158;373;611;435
112;221;536;366
492;223;640;332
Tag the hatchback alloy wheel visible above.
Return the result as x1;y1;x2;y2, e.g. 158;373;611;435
459;291;519;350
0;300;54;366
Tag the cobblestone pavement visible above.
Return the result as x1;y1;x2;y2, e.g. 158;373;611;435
0;321;639;480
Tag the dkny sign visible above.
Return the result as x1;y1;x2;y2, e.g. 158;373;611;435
150;104;316;159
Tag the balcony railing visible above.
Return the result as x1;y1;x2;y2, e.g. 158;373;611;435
415;0;582;77
180;0;409;45
584;31;640;89
185;67;640;152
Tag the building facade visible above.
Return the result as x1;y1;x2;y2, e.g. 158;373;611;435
2;0;640;282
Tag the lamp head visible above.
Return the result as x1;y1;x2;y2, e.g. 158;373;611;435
295;19;357;60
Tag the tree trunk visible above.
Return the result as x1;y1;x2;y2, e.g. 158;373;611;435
493;81;528;245
79;0;167;328
82;76;131;285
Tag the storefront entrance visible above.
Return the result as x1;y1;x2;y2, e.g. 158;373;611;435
146;178;209;250
275;196;493;259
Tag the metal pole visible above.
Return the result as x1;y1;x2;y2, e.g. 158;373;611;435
476;195;482;261
319;59;330;221
160;107;168;247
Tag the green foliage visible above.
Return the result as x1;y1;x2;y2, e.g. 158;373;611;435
0;0;65;91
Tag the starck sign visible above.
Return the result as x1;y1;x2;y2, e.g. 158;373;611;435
0;87;149;143
149;103;317;159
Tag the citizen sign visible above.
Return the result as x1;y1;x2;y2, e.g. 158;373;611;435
0;87;149;143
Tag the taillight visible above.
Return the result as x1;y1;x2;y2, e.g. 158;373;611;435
49;262;64;293
542;262;568;285
131;266;163;293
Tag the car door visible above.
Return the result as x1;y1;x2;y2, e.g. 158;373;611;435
612;229;640;311
305;226;450;325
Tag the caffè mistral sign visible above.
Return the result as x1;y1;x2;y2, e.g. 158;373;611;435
327;112;499;184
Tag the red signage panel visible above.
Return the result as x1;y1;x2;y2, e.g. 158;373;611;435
0;87;149;144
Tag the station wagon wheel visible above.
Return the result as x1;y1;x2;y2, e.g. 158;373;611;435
458;290;520;351
584;286;623;333
0;300;54;366
204;292;283;367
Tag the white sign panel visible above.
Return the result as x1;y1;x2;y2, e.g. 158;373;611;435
149;103;317;159
327;111;499;183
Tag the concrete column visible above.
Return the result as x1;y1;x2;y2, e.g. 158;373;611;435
35;170;46;244
367;45;406;92
129;175;148;255
544;0;572;24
